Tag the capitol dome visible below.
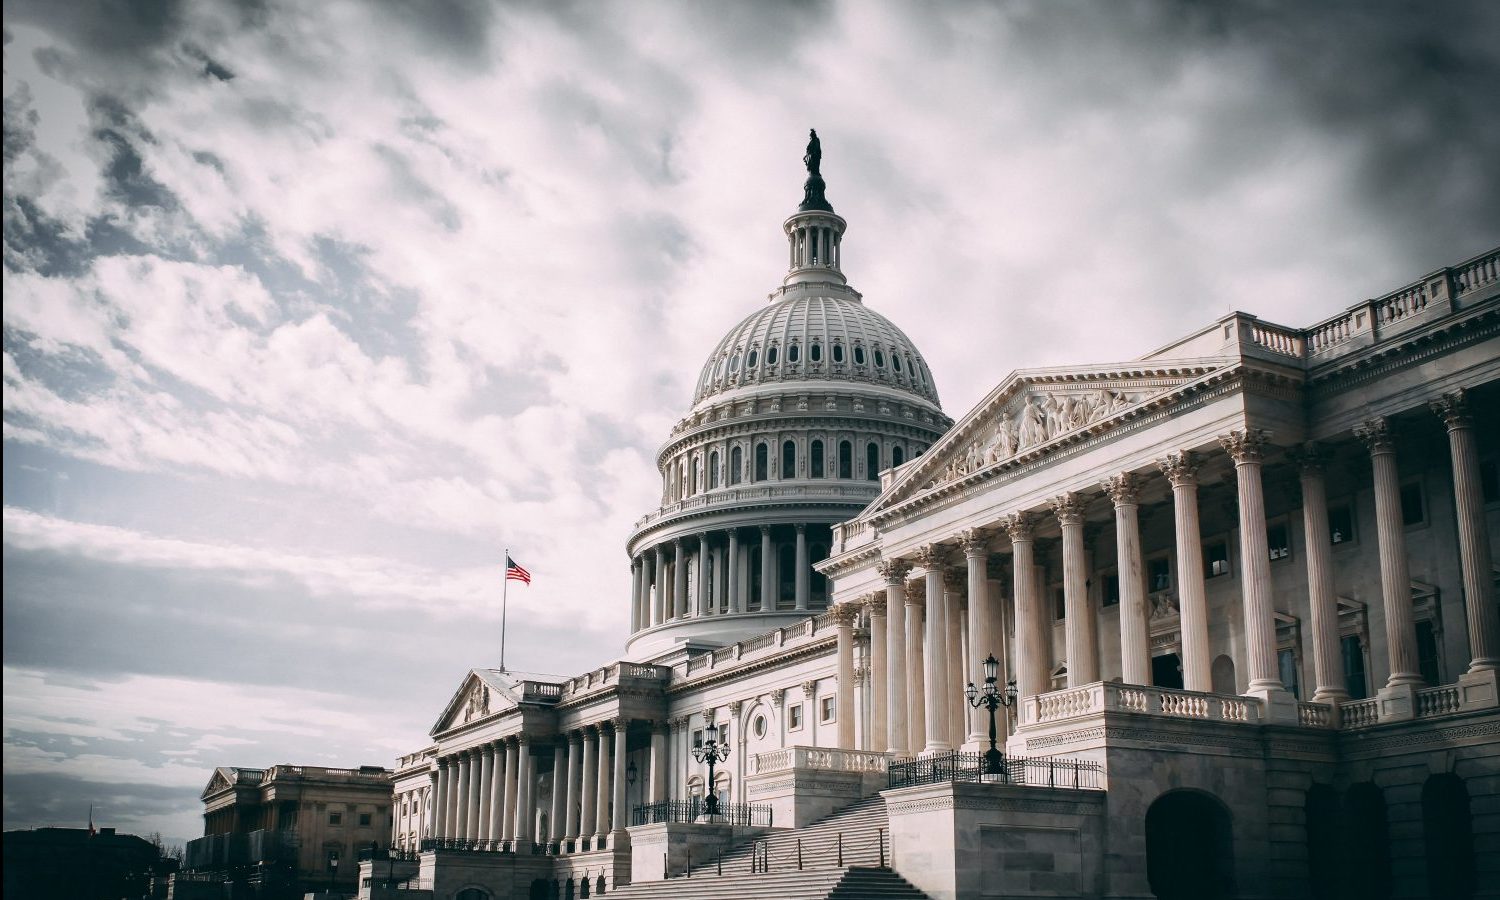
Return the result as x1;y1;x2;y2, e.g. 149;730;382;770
625;131;951;660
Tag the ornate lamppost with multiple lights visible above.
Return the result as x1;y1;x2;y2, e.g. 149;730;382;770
966;653;1019;776
691;720;731;817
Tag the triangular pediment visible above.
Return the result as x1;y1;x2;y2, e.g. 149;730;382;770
431;669;521;736
868;360;1231;514
201;766;252;800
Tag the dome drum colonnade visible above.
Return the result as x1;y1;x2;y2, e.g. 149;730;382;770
625;130;950;657
824;390;1499;756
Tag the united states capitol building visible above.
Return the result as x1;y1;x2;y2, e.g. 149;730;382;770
368;138;1500;900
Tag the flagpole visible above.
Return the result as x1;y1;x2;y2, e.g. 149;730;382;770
500;548;509;673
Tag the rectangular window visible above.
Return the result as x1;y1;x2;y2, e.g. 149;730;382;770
1053;586;1066;620
1328;503;1354;545
1101;573;1120;607
788;704;804;731
1342;635;1367;700
692;729;703;749
1277;648;1300;700
359;813;372;827
1148;556;1172;592
328;812;342;826
1266;521;1290;561
1204;540;1230;578
1416;620;1441;686
820;696;836;723
1480;458;1499;504
1400;480;1425;527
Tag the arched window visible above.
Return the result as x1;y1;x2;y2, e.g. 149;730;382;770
810;342;822;363
788;343;800;363
747;348;759;369
891;445;905;467
678;461;687;500
838;440;852;479
730;447;743;485
729;354;741;373
767;345;778;365
853;346;866;365
892;354;902;372
810;440;825;478
781;440;796;479
874;349;885;368
690;458;699;495
1146;791;1234;900
778;543;795;607
754;443;768;482
832;343;845;363
866;442;880;480
709;451;720;489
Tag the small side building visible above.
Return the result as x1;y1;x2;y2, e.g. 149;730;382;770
180;763;393;898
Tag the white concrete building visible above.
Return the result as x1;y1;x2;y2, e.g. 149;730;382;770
368;138;1500;900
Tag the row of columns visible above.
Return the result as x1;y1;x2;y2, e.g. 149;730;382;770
850;402;1497;754
631;525;817;632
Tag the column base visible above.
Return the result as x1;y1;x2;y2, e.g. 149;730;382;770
1247;686;1298;724
1377;682;1418;723
1458;668;1499;710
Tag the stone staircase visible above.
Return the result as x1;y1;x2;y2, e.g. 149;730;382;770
609;796;926;899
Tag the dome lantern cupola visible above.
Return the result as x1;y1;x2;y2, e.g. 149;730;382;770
783;129;848;288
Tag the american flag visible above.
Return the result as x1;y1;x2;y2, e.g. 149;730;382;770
505;556;531;584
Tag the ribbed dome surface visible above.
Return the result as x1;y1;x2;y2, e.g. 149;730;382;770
694;293;941;408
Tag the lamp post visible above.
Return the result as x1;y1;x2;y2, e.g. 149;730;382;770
691;720;731;817
965;653;1019;776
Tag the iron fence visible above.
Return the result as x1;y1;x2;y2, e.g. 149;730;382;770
888;751;1103;790
631;799;773;827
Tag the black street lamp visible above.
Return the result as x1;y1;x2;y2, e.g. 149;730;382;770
965;653;1019;776
691;720;731;816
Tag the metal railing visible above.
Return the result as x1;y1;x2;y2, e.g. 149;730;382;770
418;837;520;853
632;799;773;827
888;751;1103;790
358;846;420;862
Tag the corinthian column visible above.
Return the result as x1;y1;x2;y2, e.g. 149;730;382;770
1355;419;1424;694
549;742;566;846
917;545;951;753
727;529;741;614
477;744;495;846
760;525;775;611
1432;391;1500;674
833;602;859;748
594;724;611;839
866;595;888;751
565;732;583;841
961;530;991;747
1005;513;1047;699
514;738;533;844
434;759;450;839
455;752;472;841
653;546;667;626
879;559;912;755
611;720;628;834
1051;493;1097;685
630;558;642;632
905;581;927;752
1291;445;1347;703
578;727;597;845
943;569;967;747
501;739;519;843
697;533;710;617
1105;474;1151;686
673;539;689;619
1159;452;1211;692
1220;429;1290;700
795;524;810;611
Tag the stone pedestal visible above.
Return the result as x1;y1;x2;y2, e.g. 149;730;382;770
1459;668;1499;710
744;764;878;829
1249;686;1299;725
626;821;764;882
1377;682;1418;723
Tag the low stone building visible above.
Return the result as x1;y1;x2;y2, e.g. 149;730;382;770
179;763;392;898
367;140;1499;900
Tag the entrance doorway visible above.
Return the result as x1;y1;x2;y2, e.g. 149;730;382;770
1151;653;1183;690
1145;790;1234;900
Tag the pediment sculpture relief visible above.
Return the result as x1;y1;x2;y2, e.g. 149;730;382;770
927;386;1156;489
461;683;491;724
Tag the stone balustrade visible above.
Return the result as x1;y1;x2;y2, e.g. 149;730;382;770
667;609;840;683
1341;698;1380;729
1415;684;1462;718
633;482;878;530
1026;682;1262;726
1297;702;1334;728
749;745;891;776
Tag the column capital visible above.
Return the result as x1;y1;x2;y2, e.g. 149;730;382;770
830;602;861;626
1354;417;1396;454
1220;428;1271;463
1049;491;1086;526
958;528;989;557
1430;389;1472;431
800;679;817;697
795;522;807;535
1157;451;1199;487
768;687;786;707
673;536;684;549
667;716;690;731
877;558;913;583
904;580;926;607
914;544;947;571
726;699;743;716
864;594;888;617
943;568;965;592
1002;511;1036;542
1103;472;1142;506
1288;442;1330;475
759;524;771;536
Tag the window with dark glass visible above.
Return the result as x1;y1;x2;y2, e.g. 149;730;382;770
1328;502;1353;544
747;349;758;368
730;446;743;485
811;440;825;478
866;443;880;480
1278;648;1300;699
329;812;342;826
788;343;800;363
810;342;822;362
754;443;768;481
709;451;720;488
1102;573;1120;606
1267;522;1290;561
1148;556;1172;592
874;349;886;368
833;343;845;363
359;813;372;827
1342;635;1367;700
729;354;740;372
1205;540;1230;577
1417;620;1441;685
892;354;902;372
1401;481;1425;527
766;345;778;365
853;346;866;365
778;544;795;604
892;445;904;467
810;542;829;605
838;440;852;479
781;440;796;479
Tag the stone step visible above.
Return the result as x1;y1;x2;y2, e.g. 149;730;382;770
608;867;927;900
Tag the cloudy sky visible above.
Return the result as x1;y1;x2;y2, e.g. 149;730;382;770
4;0;1497;845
